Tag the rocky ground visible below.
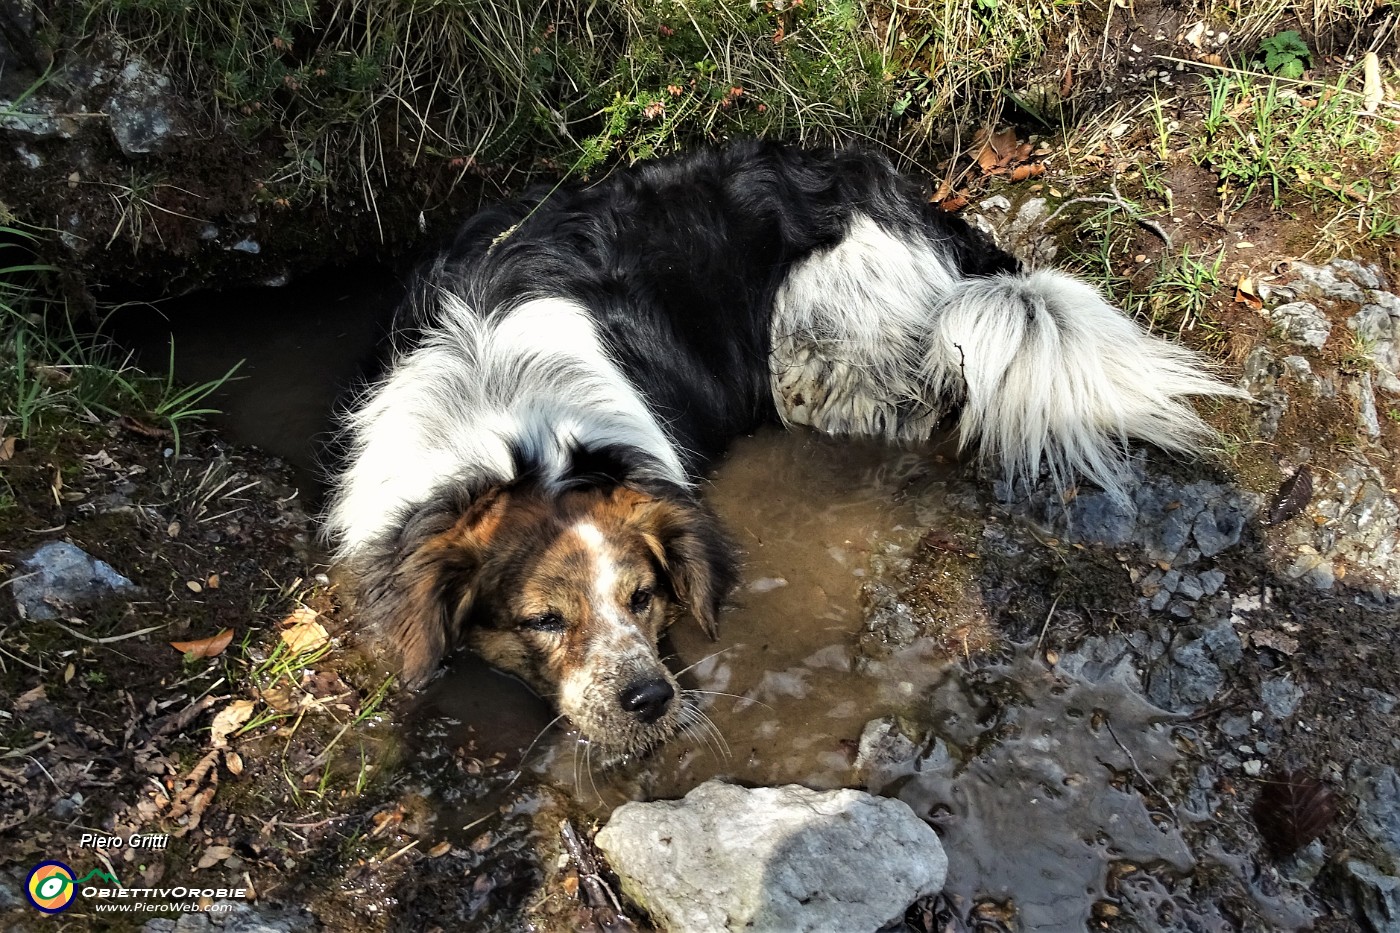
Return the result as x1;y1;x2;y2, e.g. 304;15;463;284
3;2;1400;931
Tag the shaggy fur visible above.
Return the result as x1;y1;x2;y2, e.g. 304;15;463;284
326;141;1241;764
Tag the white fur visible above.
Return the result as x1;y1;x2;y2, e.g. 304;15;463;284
770;215;1244;499
923;269;1245;497
769;214;961;440
325;295;686;559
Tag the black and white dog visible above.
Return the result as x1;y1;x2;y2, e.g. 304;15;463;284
326;141;1238;764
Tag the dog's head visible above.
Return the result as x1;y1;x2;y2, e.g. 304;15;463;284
355;478;738;765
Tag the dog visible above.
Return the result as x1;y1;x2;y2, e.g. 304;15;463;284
325;141;1240;766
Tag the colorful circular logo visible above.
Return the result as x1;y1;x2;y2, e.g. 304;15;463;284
26;861;76;913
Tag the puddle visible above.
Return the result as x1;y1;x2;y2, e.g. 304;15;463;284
113;265;402;494
411;428;968;815
869;655;1193;929
117;275;1265;927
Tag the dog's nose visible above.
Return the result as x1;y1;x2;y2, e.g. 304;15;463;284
619;678;674;723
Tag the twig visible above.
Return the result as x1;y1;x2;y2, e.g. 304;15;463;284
1036;593;1062;649
380;840;419;866
560;818;627;918
1043;178;1174;249
1;735;55;759
1106;720;1179;822
48;619;165;645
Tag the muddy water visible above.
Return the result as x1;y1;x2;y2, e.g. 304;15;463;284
414;428;966;809
124;276;1211;928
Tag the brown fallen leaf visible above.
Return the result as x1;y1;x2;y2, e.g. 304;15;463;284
1253;772;1338;859
1269;465;1314;525
1235;274;1263;310
280;607;329;654
209;699;257;747
171;628;235;659
973;126;1021;173
938;192;970;212
196;844;235;870
0;436;15;462
1009;163;1046;183
16;684;47;713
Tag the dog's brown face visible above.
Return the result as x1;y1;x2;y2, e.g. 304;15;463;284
357;481;737;766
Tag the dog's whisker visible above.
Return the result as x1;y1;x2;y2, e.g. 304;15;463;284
502;712;569;790
676;702;729;761
686;688;773;713
673;645;741;678
691;708;731;759
583;740;602;805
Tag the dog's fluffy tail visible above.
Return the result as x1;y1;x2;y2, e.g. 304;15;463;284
924;269;1245;499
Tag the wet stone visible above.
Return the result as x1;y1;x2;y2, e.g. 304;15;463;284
1219;715;1251;738
855;718;917;775
1176;574;1205;601
1192;501;1248;558
1146;622;1241;711
1268;301;1332;348
1283;840;1327;886
1351;763;1400;871
11;540;136;620
595;780;946;933
1260;676;1304;719
1198;569;1226;596
1349;304;1400;393
105;56;190;156
1365;689;1399;716
1343;861;1400;933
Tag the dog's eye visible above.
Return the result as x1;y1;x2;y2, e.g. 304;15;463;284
628;587;653;614
521;611;565;633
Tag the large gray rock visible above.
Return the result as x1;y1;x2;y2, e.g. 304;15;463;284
595;780;945;933
11;540;135;620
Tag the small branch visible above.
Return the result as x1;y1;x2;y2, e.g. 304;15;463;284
1044;178;1173;250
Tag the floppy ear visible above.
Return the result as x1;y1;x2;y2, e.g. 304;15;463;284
354;488;507;687
636;494;740;638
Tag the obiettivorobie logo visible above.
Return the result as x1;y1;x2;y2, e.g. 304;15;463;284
25;862;121;914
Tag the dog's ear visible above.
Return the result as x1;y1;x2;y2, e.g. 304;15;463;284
635;494;739;638
355;488;508;687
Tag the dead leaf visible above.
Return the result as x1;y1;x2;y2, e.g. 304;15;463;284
1009;163;1046;183
1269;465;1314;525
225;750;244;775
938;192;969;212
171;628;235;659
16;684;47;713
196;844;235;870
0;437;15;462
206;574;221;590
64;662;75;684
171;628;234;659
1235;275;1263;310
258;683;299;712
1253;772;1338;858
209;699;256;747
1363;51;1383;115
973;126;1021;174
428;841;453;857
280;607;329;654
